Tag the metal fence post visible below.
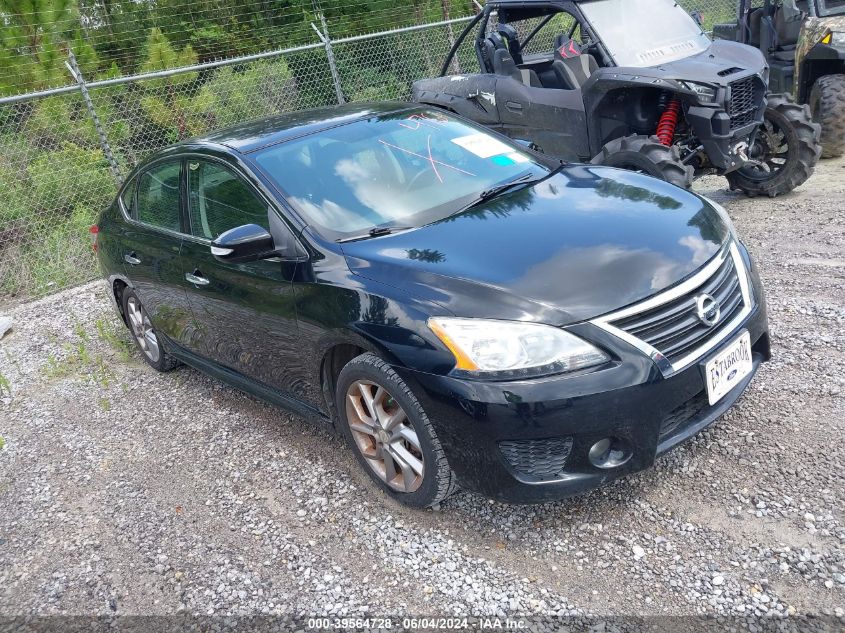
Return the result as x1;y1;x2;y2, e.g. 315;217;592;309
312;13;346;104
65;48;123;184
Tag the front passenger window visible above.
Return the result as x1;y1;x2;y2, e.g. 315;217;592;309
187;161;269;240
136;161;182;232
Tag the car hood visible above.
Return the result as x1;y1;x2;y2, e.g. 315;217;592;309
340;165;730;326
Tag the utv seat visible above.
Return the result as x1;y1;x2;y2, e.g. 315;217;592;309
551;36;597;90
497;24;524;64
486;32;542;88
747;8;764;47
770;6;802;62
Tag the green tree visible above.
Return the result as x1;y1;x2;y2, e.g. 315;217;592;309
138;28;210;141
0;0;97;95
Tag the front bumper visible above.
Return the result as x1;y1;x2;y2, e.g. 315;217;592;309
394;249;771;503
686;105;761;173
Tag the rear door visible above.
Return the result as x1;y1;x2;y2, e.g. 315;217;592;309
178;157;301;394
120;159;196;347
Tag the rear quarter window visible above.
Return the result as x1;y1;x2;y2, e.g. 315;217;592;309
136;161;182;232
120;178;136;216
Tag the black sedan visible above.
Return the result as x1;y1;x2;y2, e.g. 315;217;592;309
95;102;770;506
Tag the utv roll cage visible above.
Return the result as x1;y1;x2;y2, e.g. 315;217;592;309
440;0;614;77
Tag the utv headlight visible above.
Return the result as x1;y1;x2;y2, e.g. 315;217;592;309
428;317;610;379
680;81;717;101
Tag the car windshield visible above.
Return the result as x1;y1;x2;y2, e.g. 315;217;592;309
818;0;845;16
579;0;710;67
252;109;549;240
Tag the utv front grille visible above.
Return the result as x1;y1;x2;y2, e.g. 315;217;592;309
595;243;754;373
499;437;573;482
728;77;762;130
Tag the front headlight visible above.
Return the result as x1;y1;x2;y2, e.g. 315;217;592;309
680;81;717;101
427;318;610;379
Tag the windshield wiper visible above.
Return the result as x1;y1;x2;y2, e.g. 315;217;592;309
454;163;567;215
336;225;415;243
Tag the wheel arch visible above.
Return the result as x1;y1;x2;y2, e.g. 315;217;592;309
108;274;134;326
798;55;845;102
316;330;395;426
585;83;668;155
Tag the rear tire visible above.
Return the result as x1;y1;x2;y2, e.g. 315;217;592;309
122;289;180;372
335;353;457;508
726;93;821;198
809;74;845;159
590;135;694;189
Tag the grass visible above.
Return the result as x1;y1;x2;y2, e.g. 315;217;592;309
42;319;126;388
0;371;10;398
95;316;134;362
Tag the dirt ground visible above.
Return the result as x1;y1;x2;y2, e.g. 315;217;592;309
0;158;843;623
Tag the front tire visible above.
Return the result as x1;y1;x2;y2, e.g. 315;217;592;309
809;74;845;158
335;353;457;508
726;93;821;198
590;135;694;189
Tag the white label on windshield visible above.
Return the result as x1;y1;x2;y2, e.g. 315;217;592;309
451;134;514;158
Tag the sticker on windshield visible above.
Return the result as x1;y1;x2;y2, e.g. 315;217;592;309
451;134;514;159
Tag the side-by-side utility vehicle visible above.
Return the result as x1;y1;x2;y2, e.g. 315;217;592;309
412;0;821;196
714;0;845;157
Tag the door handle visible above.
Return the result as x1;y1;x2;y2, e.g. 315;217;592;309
505;101;524;113
185;271;210;286
124;252;141;265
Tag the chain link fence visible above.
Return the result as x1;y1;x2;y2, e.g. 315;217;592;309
0;0;737;303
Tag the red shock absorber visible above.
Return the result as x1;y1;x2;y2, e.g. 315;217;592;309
655;97;681;146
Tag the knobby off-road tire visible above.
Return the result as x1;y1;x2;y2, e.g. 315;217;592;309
809;74;845;159
335;353;458;508
590;135;695;189
726;93;821;198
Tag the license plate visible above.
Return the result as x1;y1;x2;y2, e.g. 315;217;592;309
704;331;753;405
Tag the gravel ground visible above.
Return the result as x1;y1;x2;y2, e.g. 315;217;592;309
0;158;843;624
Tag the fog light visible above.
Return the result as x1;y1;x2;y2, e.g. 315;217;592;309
588;437;632;469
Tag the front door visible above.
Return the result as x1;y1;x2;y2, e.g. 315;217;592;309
179;158;301;395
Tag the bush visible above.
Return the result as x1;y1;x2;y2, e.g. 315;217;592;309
26;208;99;296
27;143;116;214
197;58;297;128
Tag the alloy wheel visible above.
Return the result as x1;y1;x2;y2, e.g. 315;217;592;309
345;380;424;493
126;296;161;363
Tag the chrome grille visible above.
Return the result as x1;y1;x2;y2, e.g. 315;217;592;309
595;244;753;374
728;77;761;130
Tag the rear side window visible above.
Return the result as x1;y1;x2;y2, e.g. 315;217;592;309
187;160;268;240
136;161;182;232
120;178;136;215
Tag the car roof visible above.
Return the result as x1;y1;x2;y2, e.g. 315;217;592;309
187;101;416;154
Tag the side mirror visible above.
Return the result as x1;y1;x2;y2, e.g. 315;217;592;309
211;224;276;264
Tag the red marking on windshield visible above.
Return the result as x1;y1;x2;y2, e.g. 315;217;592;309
378;139;476;177
426;134;443;183
398;112;449;131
